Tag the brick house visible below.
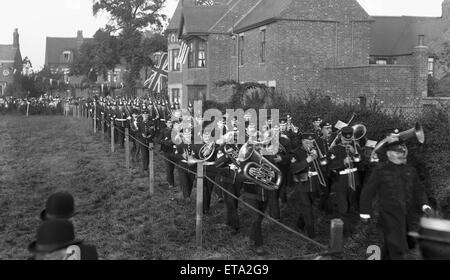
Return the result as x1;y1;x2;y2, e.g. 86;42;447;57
0;29;22;96
168;0;450;112
45;31;92;83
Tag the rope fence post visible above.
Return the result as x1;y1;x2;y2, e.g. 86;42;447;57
101;114;105;141
329;219;344;255
73;105;75;118
125;127;130;171
196;162;204;249
111;120;115;153
26;102;30;117
149;143;154;195
93;104;97;134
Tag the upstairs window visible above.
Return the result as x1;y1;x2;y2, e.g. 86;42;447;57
62;51;72;62
260;29;266;63
188;39;207;69
428;57;435;77
238;35;244;66
171;49;180;71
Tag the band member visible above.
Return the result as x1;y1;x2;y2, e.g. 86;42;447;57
138;106;155;177
158;119;176;189
317;121;333;214
115;102;128;149
129;108;141;165
173;124;196;201
312;116;323;137
291;133;325;238
327;126;362;237
360;138;432;260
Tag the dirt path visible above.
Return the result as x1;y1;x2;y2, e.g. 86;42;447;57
0;115;384;260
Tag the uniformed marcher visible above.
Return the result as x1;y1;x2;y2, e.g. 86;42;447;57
360;138;432;260
137;105;155;177
327;126;362;236
291;132;325;238
158;119;176;189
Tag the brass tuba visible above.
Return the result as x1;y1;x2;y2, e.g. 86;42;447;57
238;142;282;191
198;142;216;163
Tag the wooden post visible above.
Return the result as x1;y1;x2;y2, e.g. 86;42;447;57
73;105;75;118
26;102;30;117
329;219;344;254
101;114;105;141
111;121;115;153
125;128;130;170
149;143;154;195
93;105;97;133
196;163;204;249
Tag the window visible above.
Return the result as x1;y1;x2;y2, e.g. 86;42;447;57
171;88;180;104
63;51;71;62
376;60;387;65
113;69;121;83
172;49;180;71
188;42;195;68
187;85;207;103
239;35;244;66
428;57;435;76
260;29;266;63
231;36;236;57
188;40;207;68
198;41;206;67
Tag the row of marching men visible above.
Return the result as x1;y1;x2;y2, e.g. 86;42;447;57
158;112;434;259
86;97;435;259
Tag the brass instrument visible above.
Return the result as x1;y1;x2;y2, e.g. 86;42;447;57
344;145;357;191
371;122;425;162
329;113;357;150
306;145;327;187
196;142;216;164
351;124;367;163
238;142;282;191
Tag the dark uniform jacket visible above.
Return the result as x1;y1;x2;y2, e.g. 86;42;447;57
327;144;362;192
360;162;429;255
291;147;322;193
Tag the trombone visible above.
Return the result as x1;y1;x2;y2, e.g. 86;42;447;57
306;143;328;187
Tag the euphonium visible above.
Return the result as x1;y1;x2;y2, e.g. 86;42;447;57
238;142;282;191
198;142;216;162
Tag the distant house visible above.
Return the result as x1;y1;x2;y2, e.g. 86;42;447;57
45;30;92;83
0;29;22;96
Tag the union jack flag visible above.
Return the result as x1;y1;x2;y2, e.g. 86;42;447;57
144;52;168;93
176;41;190;66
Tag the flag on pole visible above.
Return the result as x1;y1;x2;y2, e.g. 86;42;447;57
176;41;190;65
144;52;168;93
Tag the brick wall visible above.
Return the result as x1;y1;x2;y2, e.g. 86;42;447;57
319;65;424;113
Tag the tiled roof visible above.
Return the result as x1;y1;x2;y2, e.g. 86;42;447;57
0;45;16;61
370;16;445;56
45;37;92;65
182;6;228;34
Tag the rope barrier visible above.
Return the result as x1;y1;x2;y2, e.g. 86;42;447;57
88;116;330;251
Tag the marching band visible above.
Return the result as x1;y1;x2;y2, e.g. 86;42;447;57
1;93;434;259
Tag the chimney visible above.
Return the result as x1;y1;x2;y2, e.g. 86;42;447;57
443;0;450;19
13;28;19;49
76;30;84;50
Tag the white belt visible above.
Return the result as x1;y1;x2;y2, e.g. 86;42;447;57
308;171;318;177
115;119;127;121
339;168;358;175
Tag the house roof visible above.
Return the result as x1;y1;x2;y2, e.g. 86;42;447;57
181;6;228;35
233;0;293;33
0;45;16;61
45;37;92;65
370;16;445;56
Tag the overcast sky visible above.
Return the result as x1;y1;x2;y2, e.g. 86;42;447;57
0;0;445;70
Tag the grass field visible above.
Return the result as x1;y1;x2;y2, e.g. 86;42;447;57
0;115;392;260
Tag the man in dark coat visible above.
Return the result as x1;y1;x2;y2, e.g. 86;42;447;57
360;139;432;260
291;132;326;238
158;119;176;189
